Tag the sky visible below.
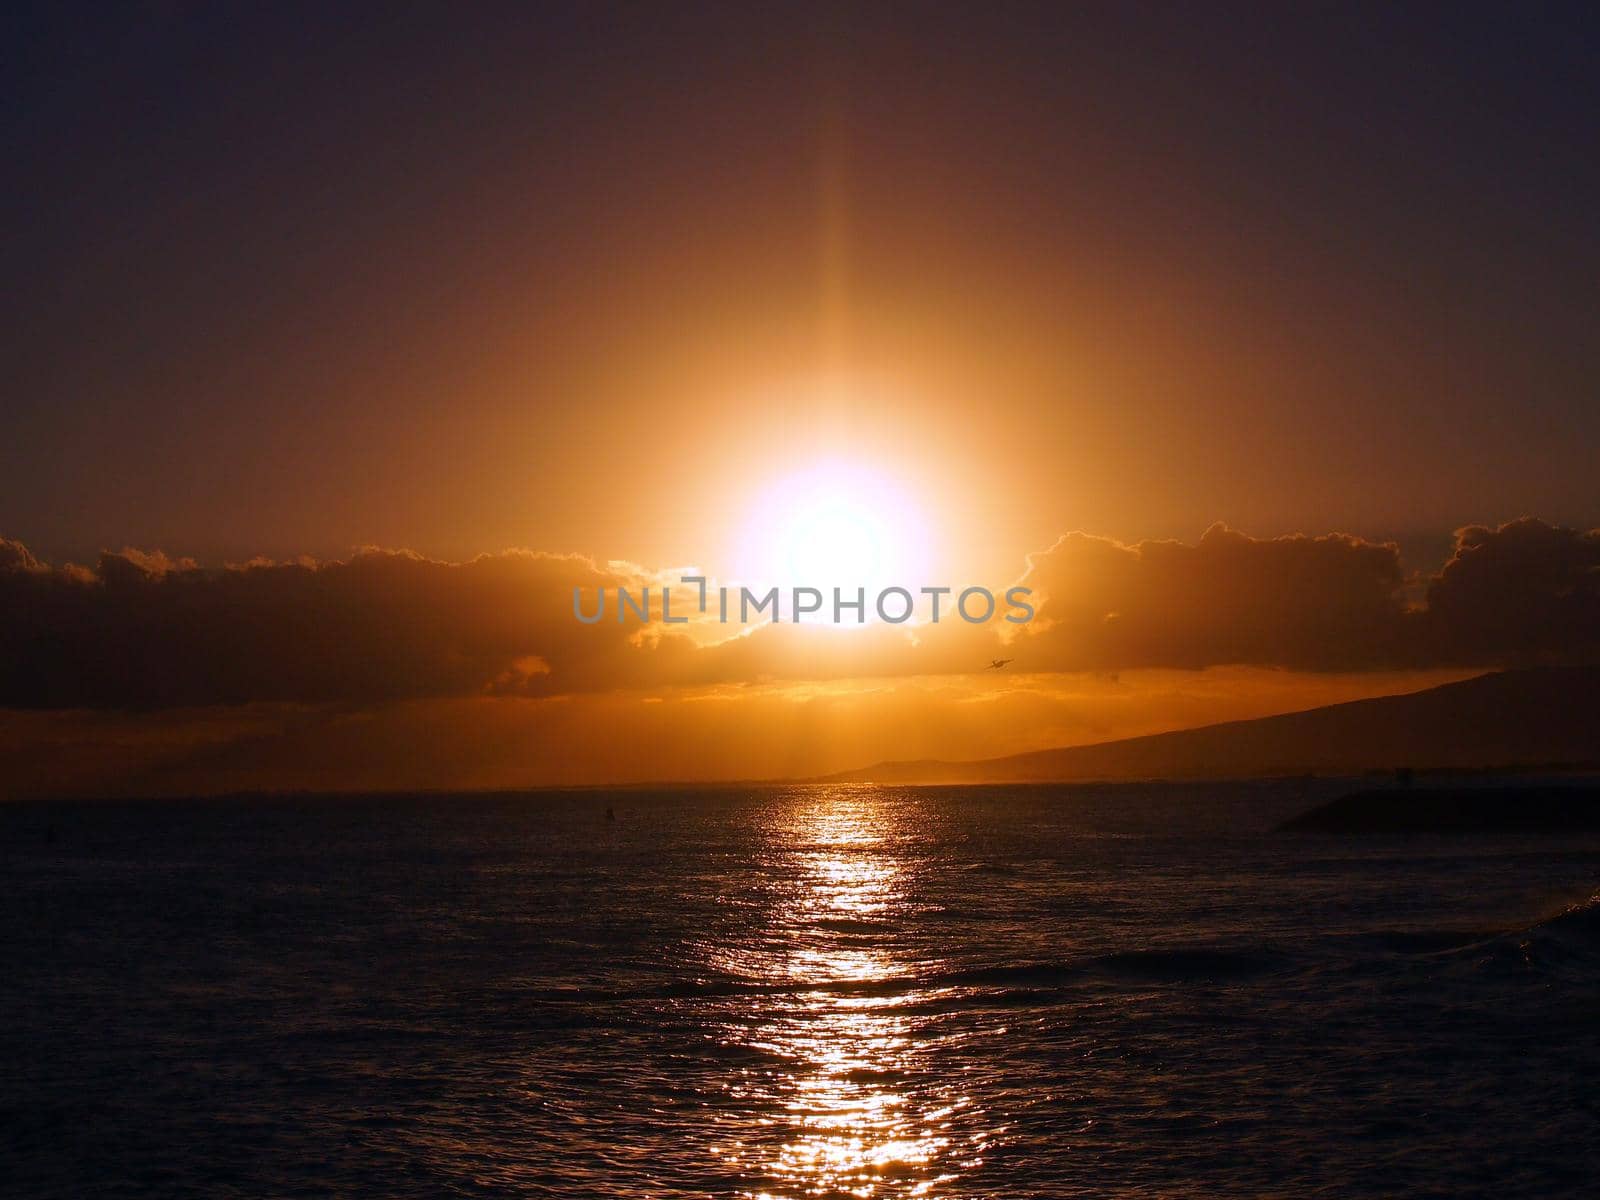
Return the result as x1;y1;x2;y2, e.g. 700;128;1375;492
3;3;1598;794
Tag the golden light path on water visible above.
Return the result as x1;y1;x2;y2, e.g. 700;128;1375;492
705;790;994;1198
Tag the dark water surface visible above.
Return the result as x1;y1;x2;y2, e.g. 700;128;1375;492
3;783;1598;1197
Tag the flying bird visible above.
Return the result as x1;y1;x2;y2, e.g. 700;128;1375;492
986;658;1014;669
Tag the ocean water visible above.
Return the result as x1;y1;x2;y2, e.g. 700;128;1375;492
3;782;1598;1198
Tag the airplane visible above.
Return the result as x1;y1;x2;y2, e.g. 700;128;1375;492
986;658;1014;669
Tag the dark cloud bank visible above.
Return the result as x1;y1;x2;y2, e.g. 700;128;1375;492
2;518;1597;711
1015;520;1600;673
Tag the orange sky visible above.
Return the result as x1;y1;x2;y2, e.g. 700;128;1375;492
3;7;1599;795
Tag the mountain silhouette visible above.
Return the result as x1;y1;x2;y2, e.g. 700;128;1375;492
817;667;1600;784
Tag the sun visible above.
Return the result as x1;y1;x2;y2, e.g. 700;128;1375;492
735;461;930;604
781;496;884;585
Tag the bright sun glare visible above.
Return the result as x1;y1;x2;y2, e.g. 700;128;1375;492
737;462;930;604
781;498;884;585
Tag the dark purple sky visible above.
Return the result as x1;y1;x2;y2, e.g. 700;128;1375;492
5;2;1597;572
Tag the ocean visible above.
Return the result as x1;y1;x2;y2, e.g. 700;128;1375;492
3;782;1598;1198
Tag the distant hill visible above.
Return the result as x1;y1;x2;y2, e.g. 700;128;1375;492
817;668;1600;784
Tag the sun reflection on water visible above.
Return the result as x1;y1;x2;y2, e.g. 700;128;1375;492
711;789;987;1198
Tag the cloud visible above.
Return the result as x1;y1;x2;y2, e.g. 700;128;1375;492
1420;518;1600;666
0;537;46;573
1010;523;1410;671
0;518;1595;711
0;544;670;708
